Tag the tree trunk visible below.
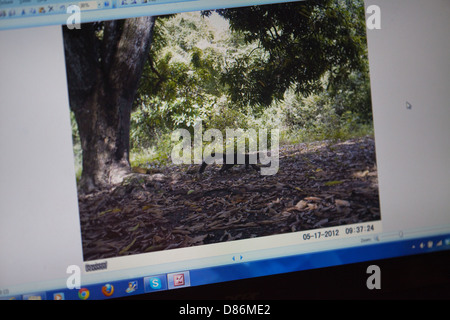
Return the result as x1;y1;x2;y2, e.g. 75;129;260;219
63;17;155;193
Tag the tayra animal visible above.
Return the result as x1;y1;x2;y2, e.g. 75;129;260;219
199;152;265;173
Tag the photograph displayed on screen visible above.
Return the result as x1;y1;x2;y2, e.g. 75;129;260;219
62;0;381;261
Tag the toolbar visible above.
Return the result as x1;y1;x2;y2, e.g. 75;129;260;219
0;0;301;30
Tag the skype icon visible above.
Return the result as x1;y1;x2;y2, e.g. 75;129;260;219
144;275;167;292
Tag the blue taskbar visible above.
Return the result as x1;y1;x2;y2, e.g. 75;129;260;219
5;232;449;300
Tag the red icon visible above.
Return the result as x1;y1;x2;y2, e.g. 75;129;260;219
173;273;185;287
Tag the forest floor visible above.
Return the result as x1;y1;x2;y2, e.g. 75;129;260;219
78;136;380;261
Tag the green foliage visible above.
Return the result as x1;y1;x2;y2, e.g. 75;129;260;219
130;131;174;168
70;111;82;182
328;69;373;122
129;1;374;167
131;13;228;149
280;87;372;143
213;0;368;107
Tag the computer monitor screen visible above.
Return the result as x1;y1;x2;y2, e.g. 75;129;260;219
1;0;449;301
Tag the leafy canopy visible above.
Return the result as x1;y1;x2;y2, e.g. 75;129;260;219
207;0;367;107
